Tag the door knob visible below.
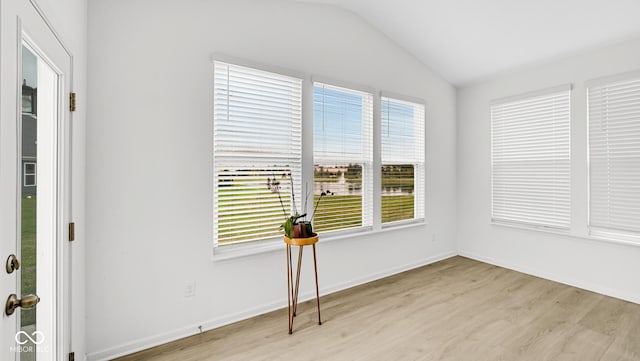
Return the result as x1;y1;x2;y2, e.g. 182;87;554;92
5;254;20;273
5;294;40;316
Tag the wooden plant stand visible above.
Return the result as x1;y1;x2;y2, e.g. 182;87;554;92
284;233;321;334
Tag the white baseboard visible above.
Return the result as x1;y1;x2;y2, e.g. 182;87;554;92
458;250;640;305
87;250;457;361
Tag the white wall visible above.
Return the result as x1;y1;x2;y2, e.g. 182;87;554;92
457;38;640;305
86;0;457;359
31;0;88;359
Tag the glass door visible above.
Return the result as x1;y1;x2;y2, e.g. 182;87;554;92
19;42;62;361
1;0;73;360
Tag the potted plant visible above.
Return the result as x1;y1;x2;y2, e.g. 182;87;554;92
267;173;327;239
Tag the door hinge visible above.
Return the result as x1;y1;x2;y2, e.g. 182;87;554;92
68;352;75;361
69;92;76;112
69;222;75;242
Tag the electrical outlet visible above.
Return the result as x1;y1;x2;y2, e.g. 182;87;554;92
184;281;196;298
431;233;436;242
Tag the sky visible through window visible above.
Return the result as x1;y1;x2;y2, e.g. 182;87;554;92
382;98;415;161
313;85;364;161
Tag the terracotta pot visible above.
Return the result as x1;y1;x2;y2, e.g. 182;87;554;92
292;223;311;238
292;224;302;238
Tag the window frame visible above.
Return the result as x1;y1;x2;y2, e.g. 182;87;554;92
586;70;640;244
212;57;304;248
311;79;374;235
490;84;572;231
23;162;36;187
379;92;426;228
211;57;430;259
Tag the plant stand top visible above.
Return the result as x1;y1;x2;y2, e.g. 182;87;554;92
283;233;319;246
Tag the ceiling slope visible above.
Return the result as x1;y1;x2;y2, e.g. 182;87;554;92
301;0;640;85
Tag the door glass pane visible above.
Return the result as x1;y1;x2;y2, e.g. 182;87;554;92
21;44;38;360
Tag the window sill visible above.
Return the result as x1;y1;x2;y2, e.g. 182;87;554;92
491;220;640;248
382;218;426;229
589;228;640;247
212;220;427;262
212;237;284;261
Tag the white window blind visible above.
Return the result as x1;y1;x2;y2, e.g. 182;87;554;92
491;86;571;229
381;96;425;224
588;74;640;240
213;61;302;245
313;82;373;233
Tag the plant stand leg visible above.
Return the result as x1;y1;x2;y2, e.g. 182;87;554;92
286;245;293;334
313;244;322;325
292;246;303;318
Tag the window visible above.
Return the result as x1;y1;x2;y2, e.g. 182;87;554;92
313;82;373;233
24;162;36;187
491;85;571;229
381;96;425;224
213;61;302;246
588;73;640;241
22;85;36;114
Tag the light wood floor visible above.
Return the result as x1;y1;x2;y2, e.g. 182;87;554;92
116;256;640;361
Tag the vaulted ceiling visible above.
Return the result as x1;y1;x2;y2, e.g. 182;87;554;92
301;0;640;86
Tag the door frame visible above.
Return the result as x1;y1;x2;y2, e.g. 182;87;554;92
2;0;75;359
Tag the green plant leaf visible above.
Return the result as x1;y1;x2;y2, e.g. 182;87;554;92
282;217;293;238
